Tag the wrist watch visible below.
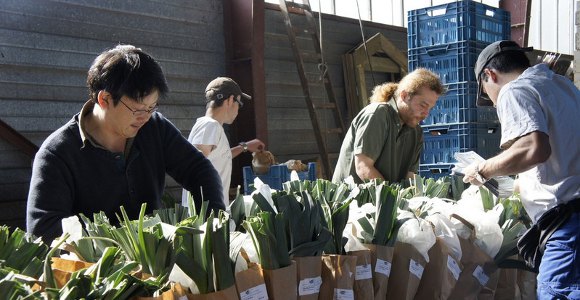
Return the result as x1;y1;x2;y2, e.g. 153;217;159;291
474;163;488;183
239;142;248;153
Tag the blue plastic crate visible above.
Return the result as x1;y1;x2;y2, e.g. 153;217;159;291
407;1;510;49
243;162;316;195
422;81;498;125
408;40;487;84
419;163;454;180
421;122;501;164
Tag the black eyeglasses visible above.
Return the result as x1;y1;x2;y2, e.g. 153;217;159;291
119;99;159;116
234;95;244;108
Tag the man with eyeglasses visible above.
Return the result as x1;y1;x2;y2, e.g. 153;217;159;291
182;77;265;208
26;45;224;243
462;40;580;298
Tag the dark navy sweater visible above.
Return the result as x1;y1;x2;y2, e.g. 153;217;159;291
26;111;224;242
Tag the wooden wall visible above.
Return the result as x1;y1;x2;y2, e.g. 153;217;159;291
262;5;407;165
0;0;226;229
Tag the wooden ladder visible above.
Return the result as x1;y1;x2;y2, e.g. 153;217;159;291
278;0;346;179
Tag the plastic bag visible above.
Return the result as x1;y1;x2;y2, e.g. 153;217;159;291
419;197;456;218
251;178;278;213
344;223;368;252
452;151;515;198
396;213;436;262
425;214;462;261
451;205;503;258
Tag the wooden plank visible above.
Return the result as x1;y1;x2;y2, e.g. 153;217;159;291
2;99;83;118
0;168;31;185
0;83;204;106
0;149;33;168
0;183;29;202
0;200;27;225
52;0;220;20
0;11;223;52
0;65;86;87
0;82;87;102
2;218;26;231
267;130;341;155
0;119;38;158
0;45;224;79
0;117;71;133
1;0;221;36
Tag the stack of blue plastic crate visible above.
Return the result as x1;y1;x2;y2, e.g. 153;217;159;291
407;0;511;179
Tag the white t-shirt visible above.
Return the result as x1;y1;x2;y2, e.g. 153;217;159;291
181;116;232;209
496;64;580;223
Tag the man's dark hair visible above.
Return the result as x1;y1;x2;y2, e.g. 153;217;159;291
481;51;530;81
86;45;169;104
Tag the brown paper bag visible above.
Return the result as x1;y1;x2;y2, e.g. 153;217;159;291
52;257;94;271
348;249;374;300
415;238;462;300
186;285;239;300
364;244;394;300
447;214;501;300
385;242;426;300
235;263;268;300
448;237;498;300
294;256;322;300
493;267;521;300
319;254;357;300
517;269;537;300
262;261;297;300
132;282;189;300
478;265;500;300
51;257;94;288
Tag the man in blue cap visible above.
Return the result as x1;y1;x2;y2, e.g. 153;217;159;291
463;40;580;298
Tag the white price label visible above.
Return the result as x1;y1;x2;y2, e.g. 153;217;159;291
472;265;490;286
298;276;322;296
409;259;424;279
447;255;461;281
239;284;268;300
375;258;392;277
335;288;354;300
355;264;373;280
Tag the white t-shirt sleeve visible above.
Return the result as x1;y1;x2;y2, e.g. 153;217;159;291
189;118;220;147
497;85;549;149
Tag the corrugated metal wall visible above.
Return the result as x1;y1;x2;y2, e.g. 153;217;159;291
0;0;226;229
263;6;408;164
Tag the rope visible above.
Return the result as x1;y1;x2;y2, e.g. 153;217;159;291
314;0;329;146
317;0;328;81
355;0;376;87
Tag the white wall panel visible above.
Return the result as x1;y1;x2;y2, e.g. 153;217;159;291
392;0;405;26
529;0;542;50
404;0;433;11
529;0;575;54
372;0;391;25
558;0;573;52
336;0;370;20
